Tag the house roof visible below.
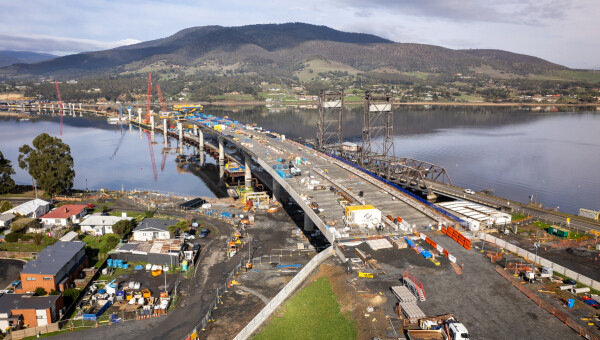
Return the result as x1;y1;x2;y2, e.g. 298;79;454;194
8;199;49;216
0;293;60;314
21;241;85;276
0;212;15;222
133;218;178;233
79;213;132;227
40;205;87;220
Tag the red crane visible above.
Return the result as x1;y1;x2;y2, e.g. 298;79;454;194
54;80;64;136
145;73;152;124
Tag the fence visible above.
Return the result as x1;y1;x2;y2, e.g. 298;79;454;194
185;255;247;340
495;266;599;340
8;322;59;340
0;251;36;259
232;247;333;340
481;233;600;290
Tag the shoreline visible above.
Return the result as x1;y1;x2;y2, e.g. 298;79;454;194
191;100;600;108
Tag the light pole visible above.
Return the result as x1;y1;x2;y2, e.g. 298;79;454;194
532;242;540;281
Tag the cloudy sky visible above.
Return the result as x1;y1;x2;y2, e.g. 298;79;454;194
0;0;598;68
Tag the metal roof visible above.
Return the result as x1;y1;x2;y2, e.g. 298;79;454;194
21;241;85;276
133;218;178;233
40;205;87;219
8;199;49;216
0;293;60;314
79;214;132;227
0;212;15;222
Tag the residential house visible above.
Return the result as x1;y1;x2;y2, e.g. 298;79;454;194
0;293;63;332
6;199;50;218
14;241;88;294
40;205;88;228
0;212;15;228
132;218;178;242
79;213;132;236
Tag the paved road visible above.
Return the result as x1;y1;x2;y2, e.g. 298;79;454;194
53;214;237;340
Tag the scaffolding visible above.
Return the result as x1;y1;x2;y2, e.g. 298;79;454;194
317;90;344;150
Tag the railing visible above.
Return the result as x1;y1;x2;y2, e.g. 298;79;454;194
495;266;599;340
231;247;333;340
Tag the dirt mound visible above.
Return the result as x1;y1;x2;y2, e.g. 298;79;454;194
566;247;592;257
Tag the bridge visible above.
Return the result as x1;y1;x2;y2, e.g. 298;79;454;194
4;99;600;237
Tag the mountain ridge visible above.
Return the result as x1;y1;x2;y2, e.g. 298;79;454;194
0;23;571;80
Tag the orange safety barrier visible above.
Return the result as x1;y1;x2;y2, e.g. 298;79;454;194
443;250;449;257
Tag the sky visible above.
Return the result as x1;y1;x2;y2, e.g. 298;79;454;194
0;0;598;69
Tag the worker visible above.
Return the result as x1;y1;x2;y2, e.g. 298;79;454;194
246;261;253;271
461;262;464;270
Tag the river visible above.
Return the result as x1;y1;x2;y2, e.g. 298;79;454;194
1;106;599;215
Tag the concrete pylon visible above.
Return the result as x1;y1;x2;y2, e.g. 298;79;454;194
304;213;314;232
218;136;224;166
177;122;183;153
150;114;155;131
272;180;280;202
137;108;143;123
244;152;252;189
128;108;132;121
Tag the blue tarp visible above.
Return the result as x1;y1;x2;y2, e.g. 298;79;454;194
275;264;303;269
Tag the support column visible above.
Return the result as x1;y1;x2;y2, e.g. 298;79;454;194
137;108;143;124
163;118;168;148
128;108;132;121
151;114;156;143
177;122;183;153
304;213;314;232
272;179;280;202
218;136;225;178
244;152;252;189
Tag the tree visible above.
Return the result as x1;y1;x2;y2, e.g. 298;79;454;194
112;219;133;237
0;151;16;194
49;289;60;295
176;220;189;231
18;133;75;197
33;233;43;245
0;200;12;213
34;287;47;296
5;233;19;242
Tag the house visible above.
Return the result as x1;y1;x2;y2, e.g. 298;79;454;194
0;293;63;331
14;241;88;294
40;205;88;228
79;213;132;236
0;212;15;228
132;218;178;242
6;199;50;218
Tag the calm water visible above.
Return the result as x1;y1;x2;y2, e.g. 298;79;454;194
1;106;599;214
0;114;218;197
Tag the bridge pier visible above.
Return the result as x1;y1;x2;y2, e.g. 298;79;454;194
272;180;281;203
177;122;183;154
244;152;252;189
163;118;168;148
128;108;132;121
304;213;314;232
138;124;142;139
198;129;205;166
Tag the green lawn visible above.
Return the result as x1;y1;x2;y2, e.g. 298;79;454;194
0;241;47;252
510;213;529;221
253;277;356;340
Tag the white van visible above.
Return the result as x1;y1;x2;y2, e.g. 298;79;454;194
448;322;470;340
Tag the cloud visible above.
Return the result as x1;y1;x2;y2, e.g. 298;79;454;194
0;33;140;55
337;0;570;24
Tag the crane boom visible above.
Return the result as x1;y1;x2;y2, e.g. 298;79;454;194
54;80;64;136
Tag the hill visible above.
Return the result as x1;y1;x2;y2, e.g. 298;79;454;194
0;23;575;80
0;50;57;67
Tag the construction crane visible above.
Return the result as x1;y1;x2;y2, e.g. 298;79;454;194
54;80;64;136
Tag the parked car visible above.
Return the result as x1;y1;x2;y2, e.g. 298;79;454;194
182;232;195;240
563;278;577;285
199;229;210;238
464;189;475;195
192;243;200;251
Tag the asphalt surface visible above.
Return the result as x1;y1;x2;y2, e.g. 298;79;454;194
341;233;581;340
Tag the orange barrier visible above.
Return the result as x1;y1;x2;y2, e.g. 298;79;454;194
445;226;471;250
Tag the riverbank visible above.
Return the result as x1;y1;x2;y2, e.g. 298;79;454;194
189;100;600;108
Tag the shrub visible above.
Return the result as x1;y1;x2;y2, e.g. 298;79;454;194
33;233;43;245
34;287;47;296
5;233;19;242
49;289;60;295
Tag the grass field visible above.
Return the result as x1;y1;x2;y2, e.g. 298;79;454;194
253;277;356;340
295;59;359;82
0;241;47;252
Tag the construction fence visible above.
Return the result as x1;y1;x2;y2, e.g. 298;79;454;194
481;233;600;290
7;323;59;340
495;266;599;340
231;247;333;340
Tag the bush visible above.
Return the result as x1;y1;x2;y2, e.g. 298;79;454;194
33;233;43;245
34;287;47;296
62;288;80;307
112;220;133;237
144;210;154;218
5;233;19;242
43;236;57;246
49;289;60;295
0;200;12;213
19;234;32;241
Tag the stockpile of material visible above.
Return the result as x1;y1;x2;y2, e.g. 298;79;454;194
390;236;408;249
367;238;393;250
391;286;417;302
